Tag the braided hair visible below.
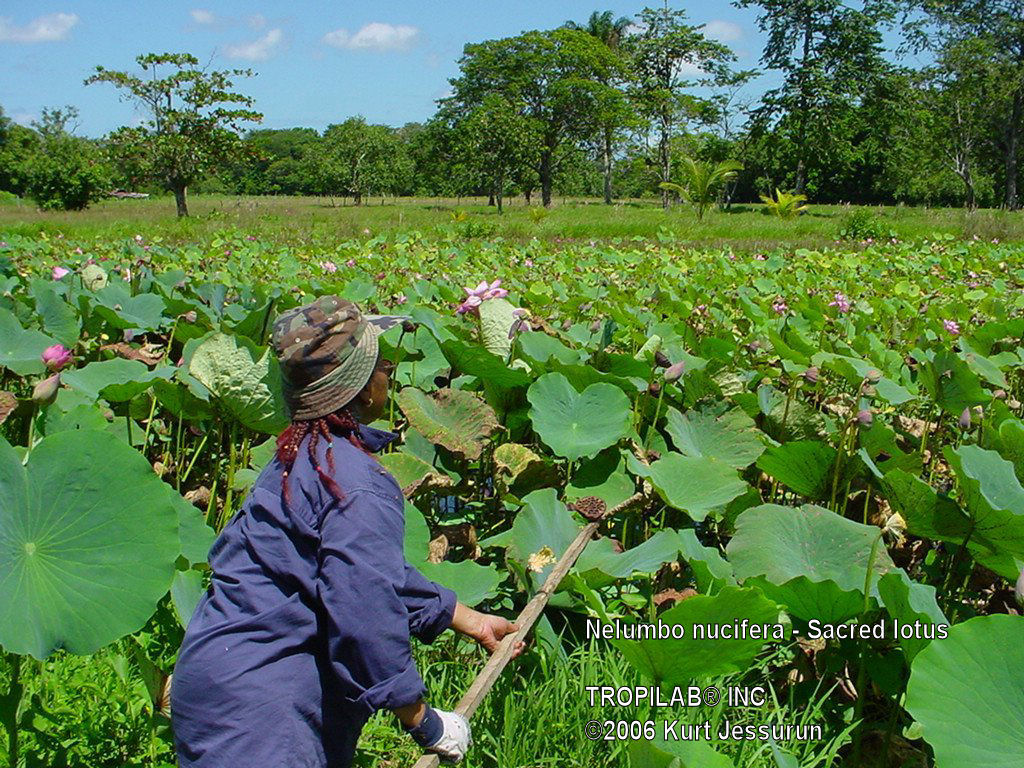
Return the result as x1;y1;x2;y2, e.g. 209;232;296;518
275;407;375;511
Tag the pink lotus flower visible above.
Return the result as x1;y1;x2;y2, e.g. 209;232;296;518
524;259;534;268
772;300;788;315
829;292;852;314
395;293;407;305
41;344;73;371
52;266;71;280
345;259;356;268
944;319;961;336
320;260;338;273
456;279;508;314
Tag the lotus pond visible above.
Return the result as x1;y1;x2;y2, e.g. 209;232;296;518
1;230;1023;767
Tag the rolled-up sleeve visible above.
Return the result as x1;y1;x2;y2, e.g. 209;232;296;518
400;564;458;644
316;488;425;717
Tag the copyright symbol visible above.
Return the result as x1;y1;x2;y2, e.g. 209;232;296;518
703;686;720;706
584;720;602;740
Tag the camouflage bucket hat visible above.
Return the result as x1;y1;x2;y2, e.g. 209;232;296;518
271;296;407;421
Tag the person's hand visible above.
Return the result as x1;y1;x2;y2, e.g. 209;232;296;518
451;603;526;657
426;708;471;764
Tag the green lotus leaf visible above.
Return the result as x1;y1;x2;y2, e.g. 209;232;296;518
494;442;557;494
505;488;579;591
664;407;765;469
756;440;837;500
61;359;174;402
728;503;895;623
611;585;784;688
397;387;498;461
877;570;947;662
517;331;582;367
567;448;634;507
0;308;56;376
527;373;631;462
92;285;167;331
905;614;1024;768
188;332;289;434
440;338;530;389
403;502;502;606
575;529;684;589
943;444;1024;578
648;453;749;522
630;737;736;768
171;569;206;629
0;430;179;658
919;350;990;416
160;481;215;565
30;279;80;347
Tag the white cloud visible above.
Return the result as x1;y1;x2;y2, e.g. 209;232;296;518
224;28;283;61
248;14;267;29
190;9;216;25
703;20;742;42
323;22;419;52
0;12;78;43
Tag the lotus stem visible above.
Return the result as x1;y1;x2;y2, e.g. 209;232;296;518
850;532;884;766
644;384;666;450
1;651;22;768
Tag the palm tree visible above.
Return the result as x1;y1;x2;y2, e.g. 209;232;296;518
563;11;632;205
659;157;744;221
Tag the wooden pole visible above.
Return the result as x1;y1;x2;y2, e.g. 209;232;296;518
410;493;645;768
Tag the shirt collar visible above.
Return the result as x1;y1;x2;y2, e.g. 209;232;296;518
357;423;399;453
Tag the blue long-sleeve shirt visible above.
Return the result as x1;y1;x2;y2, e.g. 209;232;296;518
170;424;458;768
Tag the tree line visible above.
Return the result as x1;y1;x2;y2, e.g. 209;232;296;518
1;1;1022;216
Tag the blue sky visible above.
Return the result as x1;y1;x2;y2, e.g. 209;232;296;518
0;2;922;138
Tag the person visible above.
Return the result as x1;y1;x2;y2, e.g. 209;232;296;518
170;296;524;767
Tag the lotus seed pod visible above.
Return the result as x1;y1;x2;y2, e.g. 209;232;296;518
654;350;671;368
664;361;685;382
32;373;60;405
856;409;873;427
1016;569;1024;609
803;366;820;384
958;408;972;430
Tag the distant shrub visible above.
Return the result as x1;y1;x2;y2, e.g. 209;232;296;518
25;135;111;211
528;206;549;223
839;209;890;241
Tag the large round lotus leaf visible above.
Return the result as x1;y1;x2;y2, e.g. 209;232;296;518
527;373;631;462
755;440;837;500
727;504;895;623
664;407;765;469
906;614;1024;768
648;453;749;522
611;585;784;689
403;502;502;606
0;308;56;376
61;359;174;402
397;387;498;461
188;332;289;434
0;431;179;658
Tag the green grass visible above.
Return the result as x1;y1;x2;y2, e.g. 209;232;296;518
1;193;1021;250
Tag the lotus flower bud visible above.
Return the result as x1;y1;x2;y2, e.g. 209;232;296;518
32;373;60;405
856;409;873;427
41;343;73;371
654;350;671;368
508;316;525;340
958;408;972;430
803;366;819;384
1015;569;1024;610
994;389;1007;400
561;319;572;331
648;381;662;397
589;320;602;333
664;361;685;382
865;369;882;384
181;310;197;324
402;319;416;334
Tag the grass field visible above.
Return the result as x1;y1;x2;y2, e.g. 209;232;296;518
2;193;1022;249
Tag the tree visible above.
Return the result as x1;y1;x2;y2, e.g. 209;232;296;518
736;0;895;195
659;157;743;219
229;128;320;195
458;95;540;212
625;6;737;209
22;107;111;211
564;11;635;204
304;117;411;205
445;28;625;207
0;106;40;196
85;52;262;217
911;0;1024;209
